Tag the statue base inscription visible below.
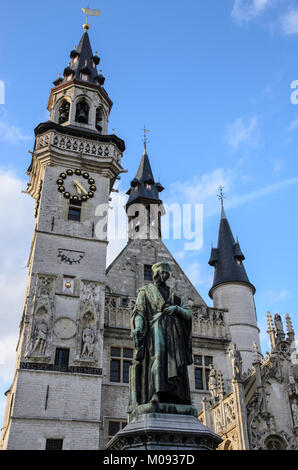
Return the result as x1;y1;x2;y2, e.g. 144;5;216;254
106;413;222;451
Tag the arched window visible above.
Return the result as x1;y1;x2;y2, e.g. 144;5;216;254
95;107;103;132
75;100;89;124
58;99;70;124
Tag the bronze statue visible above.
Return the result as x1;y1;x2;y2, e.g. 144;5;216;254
128;262;193;415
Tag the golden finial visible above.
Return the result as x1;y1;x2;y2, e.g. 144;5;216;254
112;129;115;134
82;7;101;31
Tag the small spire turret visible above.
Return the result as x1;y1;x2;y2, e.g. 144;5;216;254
209;190;254;298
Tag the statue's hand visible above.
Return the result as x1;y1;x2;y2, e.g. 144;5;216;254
163;305;177;316
132;329;145;360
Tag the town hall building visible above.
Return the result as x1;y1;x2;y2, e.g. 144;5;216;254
0;23;297;451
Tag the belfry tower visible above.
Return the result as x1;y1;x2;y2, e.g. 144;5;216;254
0;23;125;450
208;201;261;372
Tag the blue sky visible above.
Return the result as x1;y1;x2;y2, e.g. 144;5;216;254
0;0;298;424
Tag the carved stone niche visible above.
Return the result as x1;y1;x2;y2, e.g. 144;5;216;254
79;311;97;361
26;306;51;359
75;280;101;363
25;275;56;360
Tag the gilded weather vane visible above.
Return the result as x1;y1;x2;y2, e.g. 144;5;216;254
81;7;101;31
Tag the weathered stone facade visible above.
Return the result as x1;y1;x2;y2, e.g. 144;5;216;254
1;26;297;452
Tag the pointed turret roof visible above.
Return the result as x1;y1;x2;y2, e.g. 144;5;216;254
208;205;255;298
126;146;164;208
58;30;104;86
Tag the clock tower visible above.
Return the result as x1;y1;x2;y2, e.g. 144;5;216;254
0;24;125;450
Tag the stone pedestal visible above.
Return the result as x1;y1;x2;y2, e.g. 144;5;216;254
106;413;222;451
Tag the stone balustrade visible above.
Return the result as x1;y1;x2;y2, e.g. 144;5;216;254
104;294;229;339
36;131;122;164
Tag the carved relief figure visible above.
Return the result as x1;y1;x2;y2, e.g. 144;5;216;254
208;367;218;402
230;343;242;380
31;320;48;355
81;326;95;358
274;314;285;338
291;399;298;427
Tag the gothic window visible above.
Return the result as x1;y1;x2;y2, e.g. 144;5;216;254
54;348;69;367
95;108;103;133
144;264;153;282
45;439;63;450
75;100;89;124
110;347;133;383
107;420;127;438
194;355;213;390
58;99;70;124
121;298;128;307
68;200;81;222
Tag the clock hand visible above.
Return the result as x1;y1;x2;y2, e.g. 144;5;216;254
73;180;82;195
74;179;88;195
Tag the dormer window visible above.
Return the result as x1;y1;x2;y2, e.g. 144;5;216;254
75;100;89;124
146;184;152;190
81;73;89;81
73;56;78;64
66;74;72;82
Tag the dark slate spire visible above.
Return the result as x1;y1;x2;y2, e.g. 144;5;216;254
208;205;255;298
61;30;104;86
126;145;164;208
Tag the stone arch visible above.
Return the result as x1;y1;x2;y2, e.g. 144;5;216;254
75;98;90;124
54;97;71;124
95;105;107;133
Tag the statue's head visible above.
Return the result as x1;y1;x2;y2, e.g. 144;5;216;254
152;262;171;285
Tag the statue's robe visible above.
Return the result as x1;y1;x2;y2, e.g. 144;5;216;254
129;283;193;410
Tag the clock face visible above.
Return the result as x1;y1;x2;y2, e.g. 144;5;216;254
56;169;97;202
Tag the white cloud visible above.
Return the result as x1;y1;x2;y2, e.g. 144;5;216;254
226;176;298;209
0;170;34;386
164;165;298;222
232;0;272;24
0;113;31;144
225;116;258;151
184;262;213;289
281;9;298;35
166;168;235;208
